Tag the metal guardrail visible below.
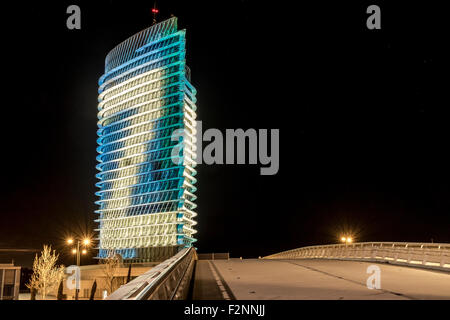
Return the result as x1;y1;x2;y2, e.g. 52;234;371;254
264;242;450;272
106;247;197;300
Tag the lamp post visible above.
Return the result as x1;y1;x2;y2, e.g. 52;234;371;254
66;237;91;300
341;236;353;247
67;238;90;266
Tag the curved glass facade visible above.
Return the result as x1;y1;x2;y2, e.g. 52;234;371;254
95;17;197;262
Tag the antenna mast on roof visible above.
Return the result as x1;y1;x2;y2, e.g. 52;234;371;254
151;2;159;25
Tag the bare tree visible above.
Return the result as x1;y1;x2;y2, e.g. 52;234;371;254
27;245;65;300
101;254;121;295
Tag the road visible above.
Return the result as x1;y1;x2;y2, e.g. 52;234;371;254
192;258;450;300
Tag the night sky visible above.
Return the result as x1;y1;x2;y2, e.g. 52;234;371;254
1;1;449;267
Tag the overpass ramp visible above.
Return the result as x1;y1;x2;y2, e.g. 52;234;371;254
193;258;450;300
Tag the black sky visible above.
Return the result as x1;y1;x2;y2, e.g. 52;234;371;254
1;0;449;266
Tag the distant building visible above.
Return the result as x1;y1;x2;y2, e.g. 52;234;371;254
95;17;198;263
0;263;21;300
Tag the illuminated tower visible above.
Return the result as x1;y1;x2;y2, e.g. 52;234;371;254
95;17;197;262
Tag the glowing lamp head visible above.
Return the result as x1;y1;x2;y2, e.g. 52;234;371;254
72;249;77;254
67;239;74;245
341;237;347;242
347;237;353;243
82;249;87;255
83;239;90;246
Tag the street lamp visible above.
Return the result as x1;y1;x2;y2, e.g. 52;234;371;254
340;236;353;246
66;237;91;266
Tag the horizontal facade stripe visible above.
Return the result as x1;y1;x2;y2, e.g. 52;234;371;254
100;51;185;95
100;32;185;87
104;18;179;74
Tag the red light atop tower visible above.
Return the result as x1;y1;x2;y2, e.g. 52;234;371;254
151;2;159;25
